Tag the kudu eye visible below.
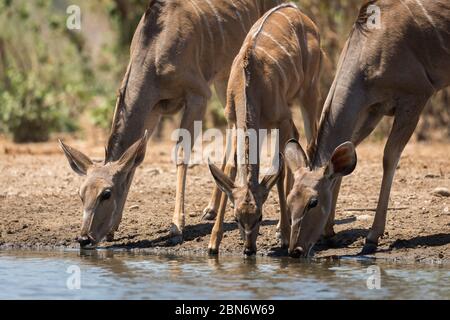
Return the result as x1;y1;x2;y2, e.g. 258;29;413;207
100;189;112;201
308;198;318;209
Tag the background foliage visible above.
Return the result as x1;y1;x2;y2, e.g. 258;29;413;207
0;0;448;142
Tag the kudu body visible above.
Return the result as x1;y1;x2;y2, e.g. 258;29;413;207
208;3;322;255
60;0;283;248
285;0;450;257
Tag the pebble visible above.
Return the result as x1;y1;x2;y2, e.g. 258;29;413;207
432;187;450;197
356;214;372;221
129;205;140;210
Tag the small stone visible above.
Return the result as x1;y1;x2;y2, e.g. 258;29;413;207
356;214;372;221
146;168;162;176
432;187;450;197
438;253;444;259
129;205;140;210
444;207;449;215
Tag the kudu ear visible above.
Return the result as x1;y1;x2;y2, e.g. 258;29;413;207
59;140;93;176
117;130;149;172
284;139;308;172
325;141;357;179
260;153;284;192
208;159;235;199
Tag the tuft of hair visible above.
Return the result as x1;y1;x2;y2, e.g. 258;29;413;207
145;0;164;20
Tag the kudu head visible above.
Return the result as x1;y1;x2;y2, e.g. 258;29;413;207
284;140;357;258
59;131;149;249
208;156;283;256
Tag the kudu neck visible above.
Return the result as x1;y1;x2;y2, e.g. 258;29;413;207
105;83;157;163
311;89;363;169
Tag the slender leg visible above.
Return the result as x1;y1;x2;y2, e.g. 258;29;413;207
276;119;297;246
276;163;290;248
170;94;207;241
323;177;341;240
202;125;232;220
362;108;423;254
208;128;237;254
284;120;298;198
202;79;229;220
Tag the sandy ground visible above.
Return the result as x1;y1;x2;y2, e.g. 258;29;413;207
0;137;449;264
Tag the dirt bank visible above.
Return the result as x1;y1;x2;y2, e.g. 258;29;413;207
0;138;449;264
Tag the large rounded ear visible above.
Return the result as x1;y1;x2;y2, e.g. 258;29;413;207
59;140;93;176
208;159;235;200
260;153;284;192
325;141;357;179
284;139;308;172
117;130;149;172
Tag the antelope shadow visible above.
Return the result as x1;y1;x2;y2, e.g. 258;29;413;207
107;219;278;249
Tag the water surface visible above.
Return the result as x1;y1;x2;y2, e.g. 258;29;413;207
0;250;448;299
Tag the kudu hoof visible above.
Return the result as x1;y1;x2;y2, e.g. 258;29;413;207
202;208;217;221
105;233;115;242
168;224;183;244
360;241;378;255
276;232;289;249
208;247;219;256
275;231;282;241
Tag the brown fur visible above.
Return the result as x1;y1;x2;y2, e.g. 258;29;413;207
60;0;283;246
289;0;450;256
208;3;323;255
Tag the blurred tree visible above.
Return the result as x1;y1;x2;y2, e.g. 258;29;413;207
0;0;447;142
0;0;92;142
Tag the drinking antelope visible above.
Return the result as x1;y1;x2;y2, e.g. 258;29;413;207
208;3;323;255
284;0;450;257
59;0;283;248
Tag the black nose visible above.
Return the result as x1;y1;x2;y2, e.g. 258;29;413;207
244;248;256;256
289;247;304;258
77;236;91;247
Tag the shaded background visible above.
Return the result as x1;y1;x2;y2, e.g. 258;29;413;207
0;0;448;144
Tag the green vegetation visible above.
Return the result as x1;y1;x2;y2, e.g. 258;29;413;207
0;0;92;142
0;0;448;142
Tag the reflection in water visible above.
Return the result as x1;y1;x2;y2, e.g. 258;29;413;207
0;250;448;299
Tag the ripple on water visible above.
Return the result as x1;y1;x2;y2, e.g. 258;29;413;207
0;251;448;299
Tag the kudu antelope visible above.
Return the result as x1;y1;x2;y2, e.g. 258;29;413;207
59;0;283;248
285;0;450;257
208;3;322;255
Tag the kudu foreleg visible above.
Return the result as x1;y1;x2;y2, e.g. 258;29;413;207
170;95;207;241
208;132;237;255
362;110;422;254
276;119;298;247
323;177;341;240
276;164;290;248
202;79;230;220
202;126;233;220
